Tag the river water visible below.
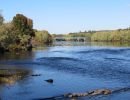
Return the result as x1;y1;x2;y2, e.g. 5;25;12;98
0;42;130;100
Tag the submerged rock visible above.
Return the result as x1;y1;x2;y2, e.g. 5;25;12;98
33;87;130;100
31;74;41;77
64;89;111;98
89;89;111;96
45;79;53;83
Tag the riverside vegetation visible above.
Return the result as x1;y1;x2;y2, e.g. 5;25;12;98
0;13;52;53
1;13;130;53
0;13;52;83
53;29;130;42
0;13;130;99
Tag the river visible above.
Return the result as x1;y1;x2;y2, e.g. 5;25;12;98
0;42;130;100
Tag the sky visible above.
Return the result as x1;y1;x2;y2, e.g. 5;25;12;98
0;0;130;34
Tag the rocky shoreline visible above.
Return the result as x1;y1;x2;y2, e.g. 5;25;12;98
33;87;130;100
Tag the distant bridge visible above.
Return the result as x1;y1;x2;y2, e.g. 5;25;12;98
53;37;90;42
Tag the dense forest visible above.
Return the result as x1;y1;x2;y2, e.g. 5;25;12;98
0;13;52;53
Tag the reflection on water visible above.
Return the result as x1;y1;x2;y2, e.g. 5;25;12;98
54;41;130;47
0;68;31;86
0;52;35;61
0;42;130;100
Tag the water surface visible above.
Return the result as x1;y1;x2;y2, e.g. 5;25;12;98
0;42;130;100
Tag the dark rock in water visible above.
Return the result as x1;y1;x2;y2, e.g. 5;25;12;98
31;74;41;77
45;79;53;83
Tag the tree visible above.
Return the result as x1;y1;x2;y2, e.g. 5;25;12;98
0;14;4;26
0;14;36;52
0;13;5;53
11;14;36;51
0;22;16;50
12;14;35;37
35;30;52;44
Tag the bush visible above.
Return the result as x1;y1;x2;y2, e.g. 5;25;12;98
35;30;52;44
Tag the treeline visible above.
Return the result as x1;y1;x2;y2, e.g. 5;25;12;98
91;29;130;42
56;29;130;42
0;13;52;53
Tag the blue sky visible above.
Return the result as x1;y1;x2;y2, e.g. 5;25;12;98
0;0;130;34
